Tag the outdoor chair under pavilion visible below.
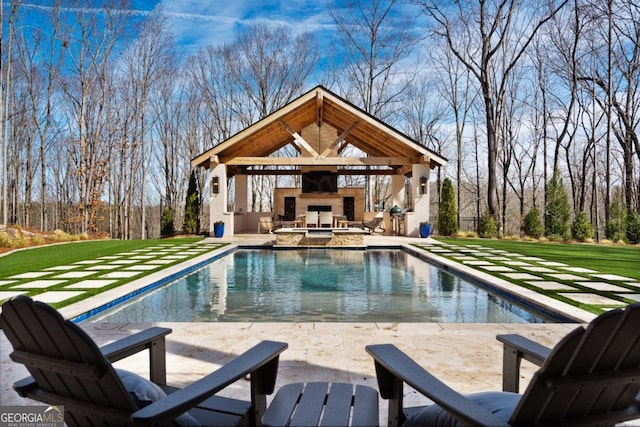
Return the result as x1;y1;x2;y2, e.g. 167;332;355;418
361;215;384;234
258;216;282;233
367;302;640;426
304;211;319;227
318;211;334;228
0;295;288;427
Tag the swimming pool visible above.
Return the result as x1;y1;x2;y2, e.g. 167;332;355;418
91;248;557;323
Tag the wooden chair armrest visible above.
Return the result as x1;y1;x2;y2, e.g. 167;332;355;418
496;334;551;392
100;326;172;385
132;340;288;425
366;344;509;427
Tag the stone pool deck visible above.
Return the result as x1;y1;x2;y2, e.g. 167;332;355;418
1;234;639;425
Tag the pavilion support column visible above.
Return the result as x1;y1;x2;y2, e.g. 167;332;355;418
235;174;248;214
391;175;405;208
234;174;248;233
209;164;233;237
406;164;431;237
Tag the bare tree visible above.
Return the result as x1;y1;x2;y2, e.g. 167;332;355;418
399;75;450;205
415;0;568;226
329;0;418;119
231;23;319;122
11;1;63;231
228;23;319;212
117;8;175;238
187;45;242;144
329;0;419;210
432;40;477;225
55;0;130;234
579;0;640;213
527;37;553;211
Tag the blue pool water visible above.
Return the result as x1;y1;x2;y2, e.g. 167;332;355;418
91;249;555;323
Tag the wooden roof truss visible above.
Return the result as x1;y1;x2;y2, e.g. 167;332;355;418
192;86;447;178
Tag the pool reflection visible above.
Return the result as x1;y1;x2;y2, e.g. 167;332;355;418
93;249;550;323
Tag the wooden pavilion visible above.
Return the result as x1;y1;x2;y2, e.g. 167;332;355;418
191;86;447;237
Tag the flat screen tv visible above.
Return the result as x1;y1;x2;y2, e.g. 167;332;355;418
302;171;338;193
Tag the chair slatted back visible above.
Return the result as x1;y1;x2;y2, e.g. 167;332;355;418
319;211;333;227
0;296;139;426
305;211;318;227
367;216;383;230
511;302;640;425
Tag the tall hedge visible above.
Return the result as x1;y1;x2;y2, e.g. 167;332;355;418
627;211;640;244
523;207;544;238
572;211;594;242
544;169;570;239
606;189;626;242
438;177;458;236
183;170;201;234
478;210;497;238
161;209;174;238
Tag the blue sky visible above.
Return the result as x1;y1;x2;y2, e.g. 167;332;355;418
130;0;340;51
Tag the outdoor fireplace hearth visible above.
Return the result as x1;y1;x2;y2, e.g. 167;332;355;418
307;205;333;212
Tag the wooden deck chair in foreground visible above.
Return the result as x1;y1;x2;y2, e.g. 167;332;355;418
367;302;640;426
0;295;288;426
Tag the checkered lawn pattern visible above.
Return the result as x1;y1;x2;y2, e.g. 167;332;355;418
0;241;224;308
416;242;640;315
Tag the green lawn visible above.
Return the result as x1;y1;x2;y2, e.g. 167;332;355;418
0;238;205;276
436;238;640;281
0;238;226;308
418;238;640;315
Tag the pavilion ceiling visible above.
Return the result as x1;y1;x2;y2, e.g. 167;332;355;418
191;86;447;177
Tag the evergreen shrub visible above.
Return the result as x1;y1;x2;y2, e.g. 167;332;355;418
626;211;640;244
571;211;594;242
437;178;458;236
161;209;174;237
478;211;497;238
523;207;544;239
545;169;570;238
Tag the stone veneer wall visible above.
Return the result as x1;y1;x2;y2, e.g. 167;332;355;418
274;229;365;247
273;187;366;221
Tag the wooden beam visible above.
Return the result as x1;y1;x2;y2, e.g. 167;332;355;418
231;168;403;176
320;120;359;157
316;89;323;126
395;164;413;176
279;120;320;157
221;156;417;166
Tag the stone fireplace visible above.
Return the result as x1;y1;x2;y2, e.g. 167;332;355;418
273;187;365;222
307;205;332;212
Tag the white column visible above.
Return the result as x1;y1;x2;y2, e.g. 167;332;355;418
406;164;431;237
235;175;248;214
209;164;233;236
233;174;248;233
391;175;405;207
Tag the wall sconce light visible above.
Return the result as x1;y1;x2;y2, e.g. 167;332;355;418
211;176;219;194
419;176;427;195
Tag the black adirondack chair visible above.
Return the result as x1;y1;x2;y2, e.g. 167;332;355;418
367;302;640;426
0;295;288;426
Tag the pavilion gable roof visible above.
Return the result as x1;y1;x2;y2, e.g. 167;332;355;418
191;85;447;174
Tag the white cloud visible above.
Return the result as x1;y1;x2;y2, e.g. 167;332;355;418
152;0;337;49
16;0;336;50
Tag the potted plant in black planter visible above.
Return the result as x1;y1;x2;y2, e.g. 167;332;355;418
213;221;225;238
419;221;431;238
